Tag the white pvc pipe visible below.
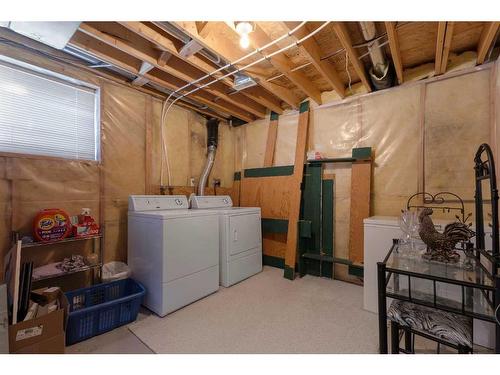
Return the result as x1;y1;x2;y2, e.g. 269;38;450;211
160;21;330;188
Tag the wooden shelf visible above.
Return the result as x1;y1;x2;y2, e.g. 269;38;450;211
20;234;102;248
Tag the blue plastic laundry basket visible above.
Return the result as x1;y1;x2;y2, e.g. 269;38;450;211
65;278;145;345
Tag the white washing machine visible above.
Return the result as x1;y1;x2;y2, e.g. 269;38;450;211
128;195;220;316
363;215;494;348
190;195;262;287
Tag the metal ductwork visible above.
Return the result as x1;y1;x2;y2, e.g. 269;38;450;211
358;22;394;90
197;118;219;196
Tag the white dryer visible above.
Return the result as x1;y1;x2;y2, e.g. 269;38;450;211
190;195;262;287
128;195;220;316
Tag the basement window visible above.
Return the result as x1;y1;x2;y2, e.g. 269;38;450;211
0;55;100;161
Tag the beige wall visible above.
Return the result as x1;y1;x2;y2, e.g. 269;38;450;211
0;43;236;279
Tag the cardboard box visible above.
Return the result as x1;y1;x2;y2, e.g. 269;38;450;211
8;288;68;354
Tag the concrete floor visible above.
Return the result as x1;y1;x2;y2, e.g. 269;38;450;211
66;266;491;354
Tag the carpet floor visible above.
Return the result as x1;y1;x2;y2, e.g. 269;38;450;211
128;266;379;353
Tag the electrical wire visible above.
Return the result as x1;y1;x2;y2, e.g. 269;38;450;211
159;21;324;188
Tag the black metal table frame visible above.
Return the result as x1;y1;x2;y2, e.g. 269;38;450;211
377;143;500;354
377;241;500;354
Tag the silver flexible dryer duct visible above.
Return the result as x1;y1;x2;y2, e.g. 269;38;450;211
198;118;219;196
198;145;217;196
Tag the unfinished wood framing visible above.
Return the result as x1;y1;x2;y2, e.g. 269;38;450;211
348;160;372;265
332;22;372;92
283;22;345;98
173;21;301;109
78;23;263;120
435;22;447;74
435;22;455;75
252;23;323;104
477;22;500;64
283;102;311;279
385;22;404;84
263;113;280;167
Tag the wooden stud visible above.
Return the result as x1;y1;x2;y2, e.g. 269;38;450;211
348;160;372;265
79;22;266;119
477;22;500;65
263;112;279;167
157;51;172;67
332;22;372;92
385;22;404;84
252;24;323;104
69;32;254;122
121;21;284;114
173;21;301;109
284;22;345;98
437;22;455;75
145;96;153;194
435;22;447;75
284;102;311;279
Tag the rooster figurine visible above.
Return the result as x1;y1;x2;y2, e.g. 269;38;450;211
418;208;475;263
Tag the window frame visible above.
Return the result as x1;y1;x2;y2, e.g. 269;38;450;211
0;54;101;163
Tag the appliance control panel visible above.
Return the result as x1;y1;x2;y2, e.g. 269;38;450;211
190;195;233;209
128;195;189;211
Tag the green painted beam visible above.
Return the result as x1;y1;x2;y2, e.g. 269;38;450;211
322;179;334;256
299;100;310;113
349;264;364;278
352;147;372;160
263;255;284;269
244;165;294;178
261;218;289;233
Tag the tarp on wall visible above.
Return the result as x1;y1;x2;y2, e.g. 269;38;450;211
237;65;496;273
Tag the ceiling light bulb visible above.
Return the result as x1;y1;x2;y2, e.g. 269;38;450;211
239;33;250;49
235;21;253;36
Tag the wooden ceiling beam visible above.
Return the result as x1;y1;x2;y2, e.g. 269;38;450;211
119;21;283;114
173;21;301;109
69;31;254;122
435;22;447;75
79;22;264;119
384;22;404;84
439;22;454;75
252;23;323;104
477;22;500;64
332;22;372;92
283;22;345;98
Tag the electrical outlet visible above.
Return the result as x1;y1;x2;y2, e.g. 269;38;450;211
189;177;195;187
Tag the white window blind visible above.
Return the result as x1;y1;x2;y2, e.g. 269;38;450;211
0;57;100;161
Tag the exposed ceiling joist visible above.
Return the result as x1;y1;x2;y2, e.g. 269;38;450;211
283;22;345;98
435;22;454;75
439;22;454;75
435;22;447;74
157;51;172;66
332;22;372;92
251;23;323;104
173;21;301;109
384;22;403;84
69;31;254;122
78;22;263;119
477;22;500;64
118;21;281;115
